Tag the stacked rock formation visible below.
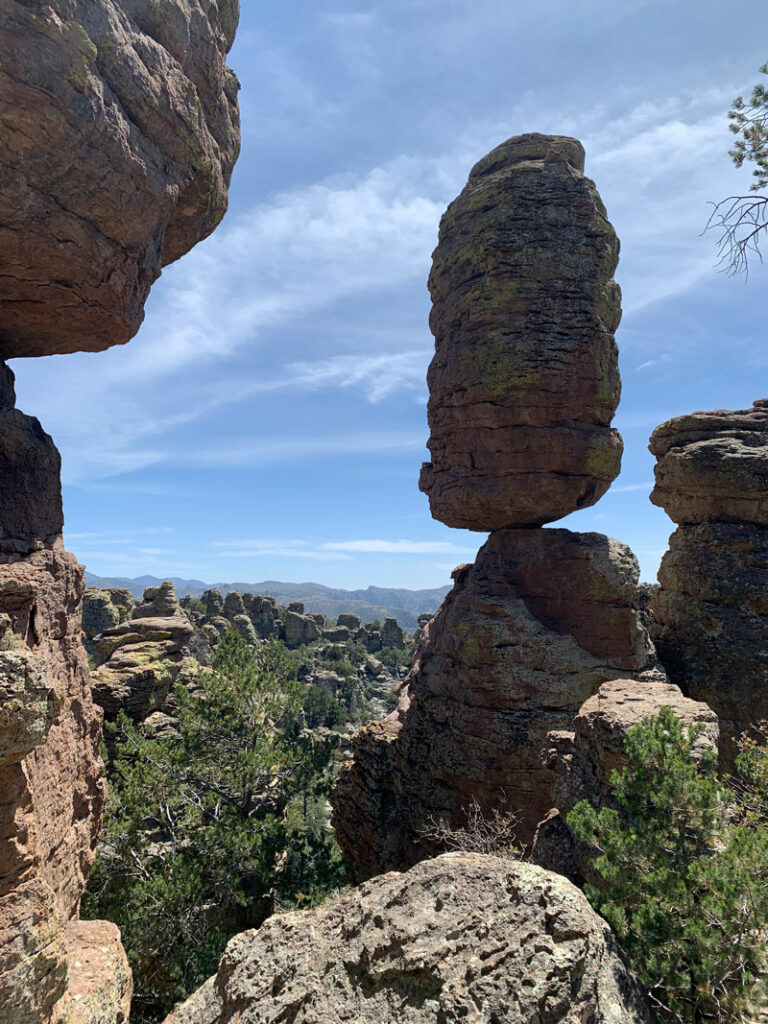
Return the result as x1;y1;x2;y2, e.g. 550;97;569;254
0;3;240;1020
649;400;768;765
163;853;656;1024
333;133;663;877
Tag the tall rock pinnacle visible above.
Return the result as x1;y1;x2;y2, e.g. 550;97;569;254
420;133;623;530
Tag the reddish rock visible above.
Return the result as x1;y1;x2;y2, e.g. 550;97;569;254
420;133;623;531
650;399;768;525
0;0;240;357
52;920;132;1024
0;546;106;1024
333;528;657;878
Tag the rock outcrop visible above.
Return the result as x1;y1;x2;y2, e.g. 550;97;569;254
333;528;657;876
649;400;768;764
0;517;106;1023
0;0;241;357
419;133;623;531
89;586;194;722
162;853;656;1024
533;678;719;881
0;4;241;1019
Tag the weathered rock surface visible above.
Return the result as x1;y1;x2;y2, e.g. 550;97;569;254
0;0;241;357
333;528;657;877
420;133;623;531
533;678;718;881
650;399;768;525
0;546;106;1024
132;579;181;619
651;521;768;764
82;587;120;638
90;612;193;721
52;920;132;1024
649;400;768;765
163;853;656;1024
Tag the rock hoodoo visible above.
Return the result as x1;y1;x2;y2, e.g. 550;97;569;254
649;399;768;764
0;2;241;1019
0;0;241;357
333;134;658;879
333;528;657;873
163;854;656;1024
419;133;623;531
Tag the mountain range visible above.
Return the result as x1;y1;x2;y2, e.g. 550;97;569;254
84;573;451;631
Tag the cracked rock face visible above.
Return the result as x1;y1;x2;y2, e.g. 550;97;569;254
420;133;623;531
163;853;656;1024
0;0;240;357
333;528;657;877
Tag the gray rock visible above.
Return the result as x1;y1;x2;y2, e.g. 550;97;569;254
163;854;656;1024
82;588;120;638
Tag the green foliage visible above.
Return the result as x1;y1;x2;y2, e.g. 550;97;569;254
569;708;768;1023
730;64;768;190
84;632;347;1023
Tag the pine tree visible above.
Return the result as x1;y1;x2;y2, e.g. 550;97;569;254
569;708;768;1023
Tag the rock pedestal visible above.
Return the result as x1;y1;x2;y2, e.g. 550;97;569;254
420;133;623;531
649;400;768;764
333;528;657;876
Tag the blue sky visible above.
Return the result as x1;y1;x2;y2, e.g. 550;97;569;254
12;0;768;589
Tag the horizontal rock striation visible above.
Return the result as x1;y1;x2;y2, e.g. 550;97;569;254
333;528;657;877
163;853;656;1024
0;0;241;357
650;399;768;525
650;400;768;765
420;133;623;531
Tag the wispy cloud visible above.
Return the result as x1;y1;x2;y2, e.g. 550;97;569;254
322;539;475;554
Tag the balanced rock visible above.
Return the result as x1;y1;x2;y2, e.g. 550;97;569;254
420;133;623;531
650;399;768;525
333;528;656;877
650;400;768;765
0;0;240;357
132;580;181;618
163;854;655;1024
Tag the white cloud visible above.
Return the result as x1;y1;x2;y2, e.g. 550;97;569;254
322;539;475;554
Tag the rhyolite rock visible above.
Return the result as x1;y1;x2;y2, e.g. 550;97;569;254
650;399;768;525
162;853;656;1024
650;400;768;766
82;587;121;638
333;527;657;877
52;920;132;1024
0;0;240;357
533;677;719;881
0;546;106;1024
420;133;623;531
132;580;181;619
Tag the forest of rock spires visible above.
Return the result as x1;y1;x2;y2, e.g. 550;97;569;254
649;399;768;766
163;854;657;1024
0;0;240;357
332;132;664;878
420;133;623;531
0;3;241;1021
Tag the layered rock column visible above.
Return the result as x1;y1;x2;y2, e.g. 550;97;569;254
333;134;662;878
649;400;768;765
0;2;241;1019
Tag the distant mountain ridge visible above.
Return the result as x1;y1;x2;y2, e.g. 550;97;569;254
84;573;451;631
